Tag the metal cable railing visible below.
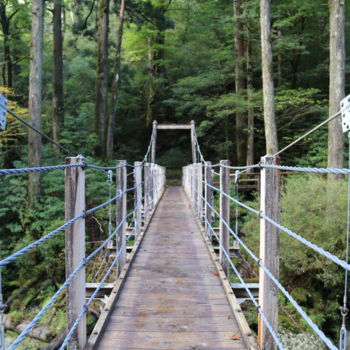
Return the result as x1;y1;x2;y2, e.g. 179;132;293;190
1;123;166;350
183;162;345;350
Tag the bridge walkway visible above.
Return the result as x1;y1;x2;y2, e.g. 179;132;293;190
93;186;253;350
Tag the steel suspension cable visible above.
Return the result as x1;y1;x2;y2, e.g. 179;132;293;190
190;182;338;350
8;206;137;350
0;102;76;156
273;110;341;157
0;185;138;267
60;197;145;349
203;216;285;350
200;177;350;272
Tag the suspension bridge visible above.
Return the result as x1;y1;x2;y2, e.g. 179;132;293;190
0;103;350;350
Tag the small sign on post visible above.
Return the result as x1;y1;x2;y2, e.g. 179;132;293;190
341;94;350;133
0;95;8;131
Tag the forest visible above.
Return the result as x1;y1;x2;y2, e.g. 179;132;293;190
0;0;350;349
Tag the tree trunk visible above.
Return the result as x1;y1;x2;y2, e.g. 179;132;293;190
260;0;278;155
0;2;13;88
277;29;282;87
234;0;245;165
53;0;64;148
106;0;125;159
3;31;12;87
95;0;109;157
28;0;43;204
146;37;155;126
328;0;344;175
246;33;254;169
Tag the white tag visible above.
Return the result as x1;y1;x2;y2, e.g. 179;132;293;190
340;94;350;133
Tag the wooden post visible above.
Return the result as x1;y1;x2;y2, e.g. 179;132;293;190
134;161;142;237
219;160;230;277
193;164;197;212
144;163;150;222
258;155;280;350
116;160;127;277
197;163;203;219
151;120;157;164
205;161;213;238
149;163;154;211
65;156;86;350
190;120;197;164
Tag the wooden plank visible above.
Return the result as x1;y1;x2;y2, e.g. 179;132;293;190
98;331;246;349
98;346;243;350
109;304;233;318
105;315;237;332
123;276;223;286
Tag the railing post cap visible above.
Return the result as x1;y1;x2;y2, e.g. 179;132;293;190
260;155;280;164
65;155;84;164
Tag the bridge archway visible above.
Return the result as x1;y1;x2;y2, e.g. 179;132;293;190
150;120;197;164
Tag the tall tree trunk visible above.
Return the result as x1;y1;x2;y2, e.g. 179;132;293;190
95;0;109;157
260;0;278;155
106;0;125;159
3;31;12;87
328;0;344;175
246;33;254;169
0;2;13;87
277;29;282;87
234;0;245;165
146;37;155;126
28;0;43;204
53;0;64;148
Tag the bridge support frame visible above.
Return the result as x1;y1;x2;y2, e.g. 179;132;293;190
65;155;86;350
219;160;230;277
151;120;197;164
258;155;280;350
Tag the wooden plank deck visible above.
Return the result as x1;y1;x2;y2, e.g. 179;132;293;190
93;187;255;350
